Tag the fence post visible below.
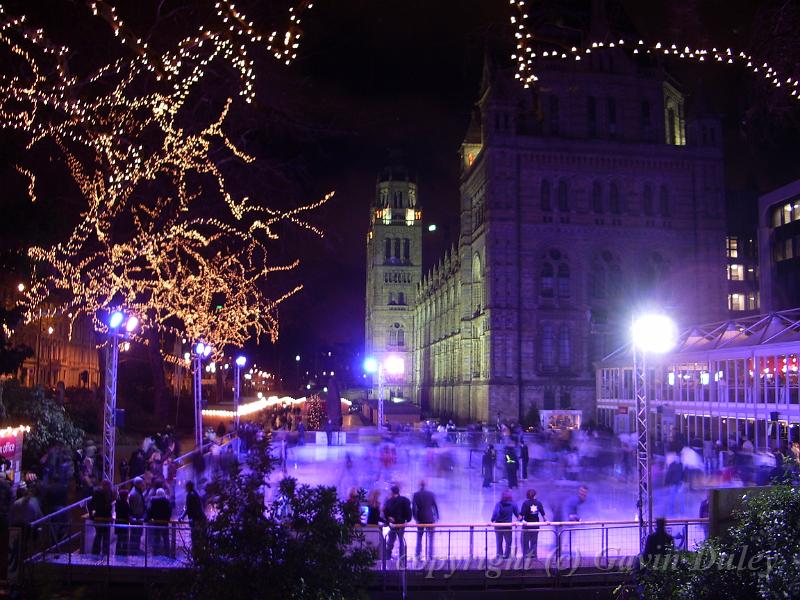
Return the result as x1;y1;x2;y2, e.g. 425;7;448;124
469;525;474;562
144;525;148;568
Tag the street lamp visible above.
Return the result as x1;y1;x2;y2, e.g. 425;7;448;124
234;355;246;451
631;313;677;550
193;340;213;450
103;309;138;484
364;355;404;431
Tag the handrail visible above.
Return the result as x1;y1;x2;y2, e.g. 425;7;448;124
385;518;708;528
30;432;236;528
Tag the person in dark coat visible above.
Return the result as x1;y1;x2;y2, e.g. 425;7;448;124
115;488;131;556
129;450;146;478
490;489;520;559
482;445;496;488
520;441;530;480
128;477;146;555
504;443;519;489
89;480;114;556
147;488;173;556
180;480;206;556
325;419;334;446
411;480;439;560
643;518;674;563
382;484;412;561
520;488;546;559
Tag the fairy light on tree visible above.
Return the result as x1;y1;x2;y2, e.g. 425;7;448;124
0;0;324;419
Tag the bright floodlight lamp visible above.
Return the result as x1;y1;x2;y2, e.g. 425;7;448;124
203;344;212;358
125;315;139;333
363;357;378;374
109;310;125;329
184;352;190;362
632;314;677;354
295;354;301;362
384;355;405;376
235;355;247;367
195;342;205;356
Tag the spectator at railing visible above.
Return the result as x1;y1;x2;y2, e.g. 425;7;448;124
180;480;206;559
88;480;114;556
147;488;172;557
521;489;545;559
128;477;147;555
383;484;412;561
115;488;131;556
490;489;519;559
411;480;439;561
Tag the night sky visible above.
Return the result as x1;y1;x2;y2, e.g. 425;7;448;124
2;0;800;374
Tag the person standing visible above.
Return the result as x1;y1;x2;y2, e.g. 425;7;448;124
411;480;439;561
297;419;306;446
128;477;146;555
147;488;173;557
115;488;131;556
382;485;412;562
505;443;519;489
520;440;529;480
643;518;674;563
482;445;496;488
490;489;519;559
180;480;207;558
665;456;685;515
88;480;114;557
325;419;334;447
520;489;546;559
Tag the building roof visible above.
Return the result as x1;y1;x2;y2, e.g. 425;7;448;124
602;308;800;364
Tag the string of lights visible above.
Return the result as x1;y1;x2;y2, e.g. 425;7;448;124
508;0;800;99
0;1;327;361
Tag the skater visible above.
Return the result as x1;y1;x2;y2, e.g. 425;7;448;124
520;439;529;480
325;419;334;446
383;485;412;562
490;489;519;559
412;480;439;561
504;443;519;489
482;445;496;488
520;488;546;559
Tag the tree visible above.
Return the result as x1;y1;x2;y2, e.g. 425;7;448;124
0;381;84;469
639;474;800;599
190;436;375;600
0;1;326;420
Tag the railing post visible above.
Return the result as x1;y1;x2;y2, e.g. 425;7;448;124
469;525;474;562
447;528;451;574
604;524;609;569
144;525;148;568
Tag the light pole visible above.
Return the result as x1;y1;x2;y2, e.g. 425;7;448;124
103;310;138;484
364;355;404;431
234;355;246;451
193;341;212;450
631;313;677;551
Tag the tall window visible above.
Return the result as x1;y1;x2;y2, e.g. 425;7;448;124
659;185;670;217
557;180;569;211
384;238;391;262
592;181;603;213
667;108;677;145
403;239;410;262
549;95;560;134
540;263;554;297
397;326;405;347
727;265;744;281
726;237;739;258
393;238;401;260
398;292;406;305
541;324;555;368
588;96;597;137
728;293;746;312
557;263;570;298
388;323;404;346
558;324;571;367
609;182;621;214
643;183;654;216
472;253;483;313
607;97;617;136
540;179;552;211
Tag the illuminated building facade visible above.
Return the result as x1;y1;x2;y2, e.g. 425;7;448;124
758;179;800;311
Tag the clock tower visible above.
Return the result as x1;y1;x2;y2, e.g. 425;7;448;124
364;166;422;404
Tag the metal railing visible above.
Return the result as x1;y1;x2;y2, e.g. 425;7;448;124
26;432;236;561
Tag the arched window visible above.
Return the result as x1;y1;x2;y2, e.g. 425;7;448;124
558;324;571;367
388;292;396;305
643;183;654;216
388;323;404;347
397;326;405;347
540;179;552;211
541;324;555;368
557;180;569;211
393;238;401;260
540;262;554;297
384;238;391;262
398;292;406;305
592;181;603;213
472;253;483;313
403;239;410;262
609;182;621;214
557;263;570;298
660;185;670;217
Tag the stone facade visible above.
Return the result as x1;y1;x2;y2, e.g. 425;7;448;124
405;49;728;424
364;168;422;400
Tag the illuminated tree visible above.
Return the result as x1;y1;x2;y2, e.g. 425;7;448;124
0;1;323;417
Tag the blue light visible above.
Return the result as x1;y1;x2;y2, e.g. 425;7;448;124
195;342;205;356
235;355;247;367
109;311;124;329
363;357;378;374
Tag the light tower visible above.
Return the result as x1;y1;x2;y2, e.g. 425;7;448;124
193;341;212;450
631;313;678;550
103;310;138;484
